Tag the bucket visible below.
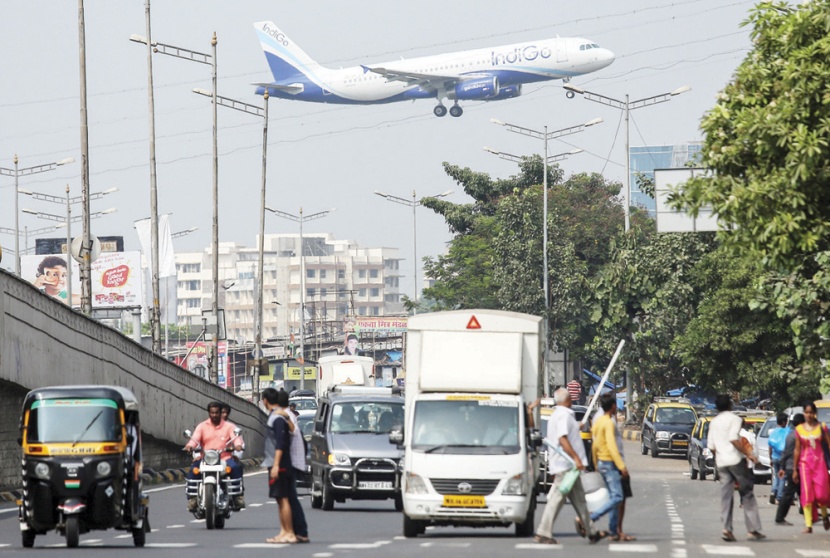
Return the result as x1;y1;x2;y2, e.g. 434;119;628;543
585;486;610;513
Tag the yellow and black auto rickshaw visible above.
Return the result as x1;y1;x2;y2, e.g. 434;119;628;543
17;385;149;548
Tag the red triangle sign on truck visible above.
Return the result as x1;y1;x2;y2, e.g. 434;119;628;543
466;315;481;329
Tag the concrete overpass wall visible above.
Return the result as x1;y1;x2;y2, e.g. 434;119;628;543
0;269;265;490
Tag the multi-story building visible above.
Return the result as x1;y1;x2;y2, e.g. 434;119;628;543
174;233;403;347
630;142;702;218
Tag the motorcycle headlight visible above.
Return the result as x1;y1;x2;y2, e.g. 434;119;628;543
328;453;350;466
96;461;112;477
34;462;50;480
405;472;428;494
655;431;670;440
204;450;221;466
502;473;526;496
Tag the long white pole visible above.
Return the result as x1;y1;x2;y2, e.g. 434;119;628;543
210;32;220;384
542;129;550;397
145;0;162;353
581;339;626;426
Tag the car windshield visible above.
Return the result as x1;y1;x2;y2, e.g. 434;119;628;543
758;418;777;437
654;407;696;425
298;415;315;438
330;401;404;434
412;399;521;455
27;398;121;443
818;407;830;425
291;398;317;411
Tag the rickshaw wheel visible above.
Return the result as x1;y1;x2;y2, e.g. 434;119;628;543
65;516;79;548
132;525;146;547
21;529;36;548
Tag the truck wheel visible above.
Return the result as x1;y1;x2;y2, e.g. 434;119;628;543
515;497;535;537
394;494;404;512
65;515;79;548
21;530;36;548
403;514;421;538
321;475;334;511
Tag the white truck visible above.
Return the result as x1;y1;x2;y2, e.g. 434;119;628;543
316;355;376;399
395;309;542;537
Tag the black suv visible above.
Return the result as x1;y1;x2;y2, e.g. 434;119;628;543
309;387;404;510
640;398;698;458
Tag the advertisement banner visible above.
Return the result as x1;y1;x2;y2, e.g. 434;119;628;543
22;251;144;309
285;366;316;380
353;317;408;333
183;341;229;389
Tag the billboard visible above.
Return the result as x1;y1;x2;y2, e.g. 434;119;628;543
22;251;144;309
352;317;408;333
183;341;229;389
654;168;719;233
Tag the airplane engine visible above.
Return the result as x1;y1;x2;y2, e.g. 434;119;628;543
489;84;522;100
453;77;499;100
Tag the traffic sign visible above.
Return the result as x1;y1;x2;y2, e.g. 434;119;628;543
70;234;102;263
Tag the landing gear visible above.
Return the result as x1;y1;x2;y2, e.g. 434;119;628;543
433;104;448;117
566;90;575;99
449;104;463;118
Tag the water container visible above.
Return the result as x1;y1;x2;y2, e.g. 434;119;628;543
585;486;610;513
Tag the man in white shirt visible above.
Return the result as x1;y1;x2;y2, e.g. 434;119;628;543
707;394;764;542
535;388;601;545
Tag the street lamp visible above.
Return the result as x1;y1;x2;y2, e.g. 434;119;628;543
131;30;221;381
19;185;117;307
487;116;601;397
0;155;74;275
563;84;691;231
373;189;452;308
0;225;64;261
266;206;334;390
193;86;270;402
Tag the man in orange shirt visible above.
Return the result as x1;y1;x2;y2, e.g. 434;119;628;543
184;401;244;511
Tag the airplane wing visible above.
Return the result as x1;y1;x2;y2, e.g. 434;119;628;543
363;66;459;91
253;81;304;94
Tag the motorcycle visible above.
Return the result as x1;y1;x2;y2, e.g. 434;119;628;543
183;428;243;530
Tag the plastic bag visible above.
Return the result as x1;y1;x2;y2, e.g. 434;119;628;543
558;467;581;495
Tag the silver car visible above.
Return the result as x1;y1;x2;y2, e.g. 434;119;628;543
753;416;777;484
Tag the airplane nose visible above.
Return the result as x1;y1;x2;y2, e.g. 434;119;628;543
600;48;615;67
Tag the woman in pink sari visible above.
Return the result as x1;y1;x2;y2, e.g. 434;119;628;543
793;402;830;533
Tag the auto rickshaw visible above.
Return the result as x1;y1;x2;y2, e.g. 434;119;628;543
17;385;149;548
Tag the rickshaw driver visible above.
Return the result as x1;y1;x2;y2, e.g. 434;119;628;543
184;402;245;511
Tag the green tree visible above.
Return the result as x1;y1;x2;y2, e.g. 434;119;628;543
670;1;830;384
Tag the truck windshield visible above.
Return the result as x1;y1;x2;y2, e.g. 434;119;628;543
412;399;521;454
27;398;121;443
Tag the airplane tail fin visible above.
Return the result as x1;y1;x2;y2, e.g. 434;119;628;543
254;21;324;82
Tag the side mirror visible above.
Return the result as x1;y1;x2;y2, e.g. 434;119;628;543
388;428;404;447
183;429;192;438
16;437;23;447
529;428;543;449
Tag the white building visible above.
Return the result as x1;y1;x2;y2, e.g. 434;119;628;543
174;233;403;347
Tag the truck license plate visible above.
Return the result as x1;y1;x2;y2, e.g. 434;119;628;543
443;495;486;508
358;481;393;489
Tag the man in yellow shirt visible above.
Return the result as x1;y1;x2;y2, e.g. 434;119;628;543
590;394;628;540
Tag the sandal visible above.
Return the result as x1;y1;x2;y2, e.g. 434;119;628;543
803;527;813;534
824;516;830;531
295;535;310;544
574;517;587;538
615;534;637;541
534;535;558;545
722;530;736;542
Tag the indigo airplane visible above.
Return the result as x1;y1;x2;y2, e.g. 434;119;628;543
254;21;614;118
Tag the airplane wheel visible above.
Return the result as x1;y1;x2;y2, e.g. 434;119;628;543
566;90;575;99
433;105;447;117
449;105;463;117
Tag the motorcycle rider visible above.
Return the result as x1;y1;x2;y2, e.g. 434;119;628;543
184;401;245;511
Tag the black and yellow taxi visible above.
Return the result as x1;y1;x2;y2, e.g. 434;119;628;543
640;397;698;458
687;413;717;481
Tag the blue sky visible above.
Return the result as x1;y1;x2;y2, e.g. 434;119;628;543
0;1;756;296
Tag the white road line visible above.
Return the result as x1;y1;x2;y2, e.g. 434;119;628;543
672;539;686;545
330;542;391;549
166;524;186;528
0;544;9;548
235;543;289;548
608;543;658;552
313;553;334;558
249;503;264;507
393;536;407;540
700;544;755;556
144;543;199;548
81;539;102;544
191;519;205;523
796;551;830;558
672;549;688;558
115;534;132;539
420;542;471;547
515;543;562;550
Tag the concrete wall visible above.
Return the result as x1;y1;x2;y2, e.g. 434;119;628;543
0;269;266;490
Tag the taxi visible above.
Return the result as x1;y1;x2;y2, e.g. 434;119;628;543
737;410;774;484
687;414;717;481
640;397;698;458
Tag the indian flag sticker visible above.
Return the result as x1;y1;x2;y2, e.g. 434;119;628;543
64;480;81;489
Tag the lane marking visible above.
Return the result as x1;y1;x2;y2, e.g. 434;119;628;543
515;543;562;550
313;554;334;558
796;552;830;558
609;543;658;552
145;543;199;548
700;545;755;556
166;524;186;528
672;540;686;545
420;541;471;547
249;503;264;507
235;543;289;548
672;549;688;558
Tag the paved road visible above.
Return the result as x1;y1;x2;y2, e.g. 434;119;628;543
1;441;827;557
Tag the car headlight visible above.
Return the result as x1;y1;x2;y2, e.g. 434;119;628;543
703;448;712;458
405;472;428;494
502;473;526;496
655;431;670;440
34;462;50;480
204;450;221;466
96;461;112;477
328;453;350;466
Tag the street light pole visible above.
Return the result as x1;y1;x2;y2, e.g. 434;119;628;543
266;206;334;390
0;155;74;276
129;31;220;381
192;87;269;402
373;189;453;308
486;116;601;396
563;84;691;231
